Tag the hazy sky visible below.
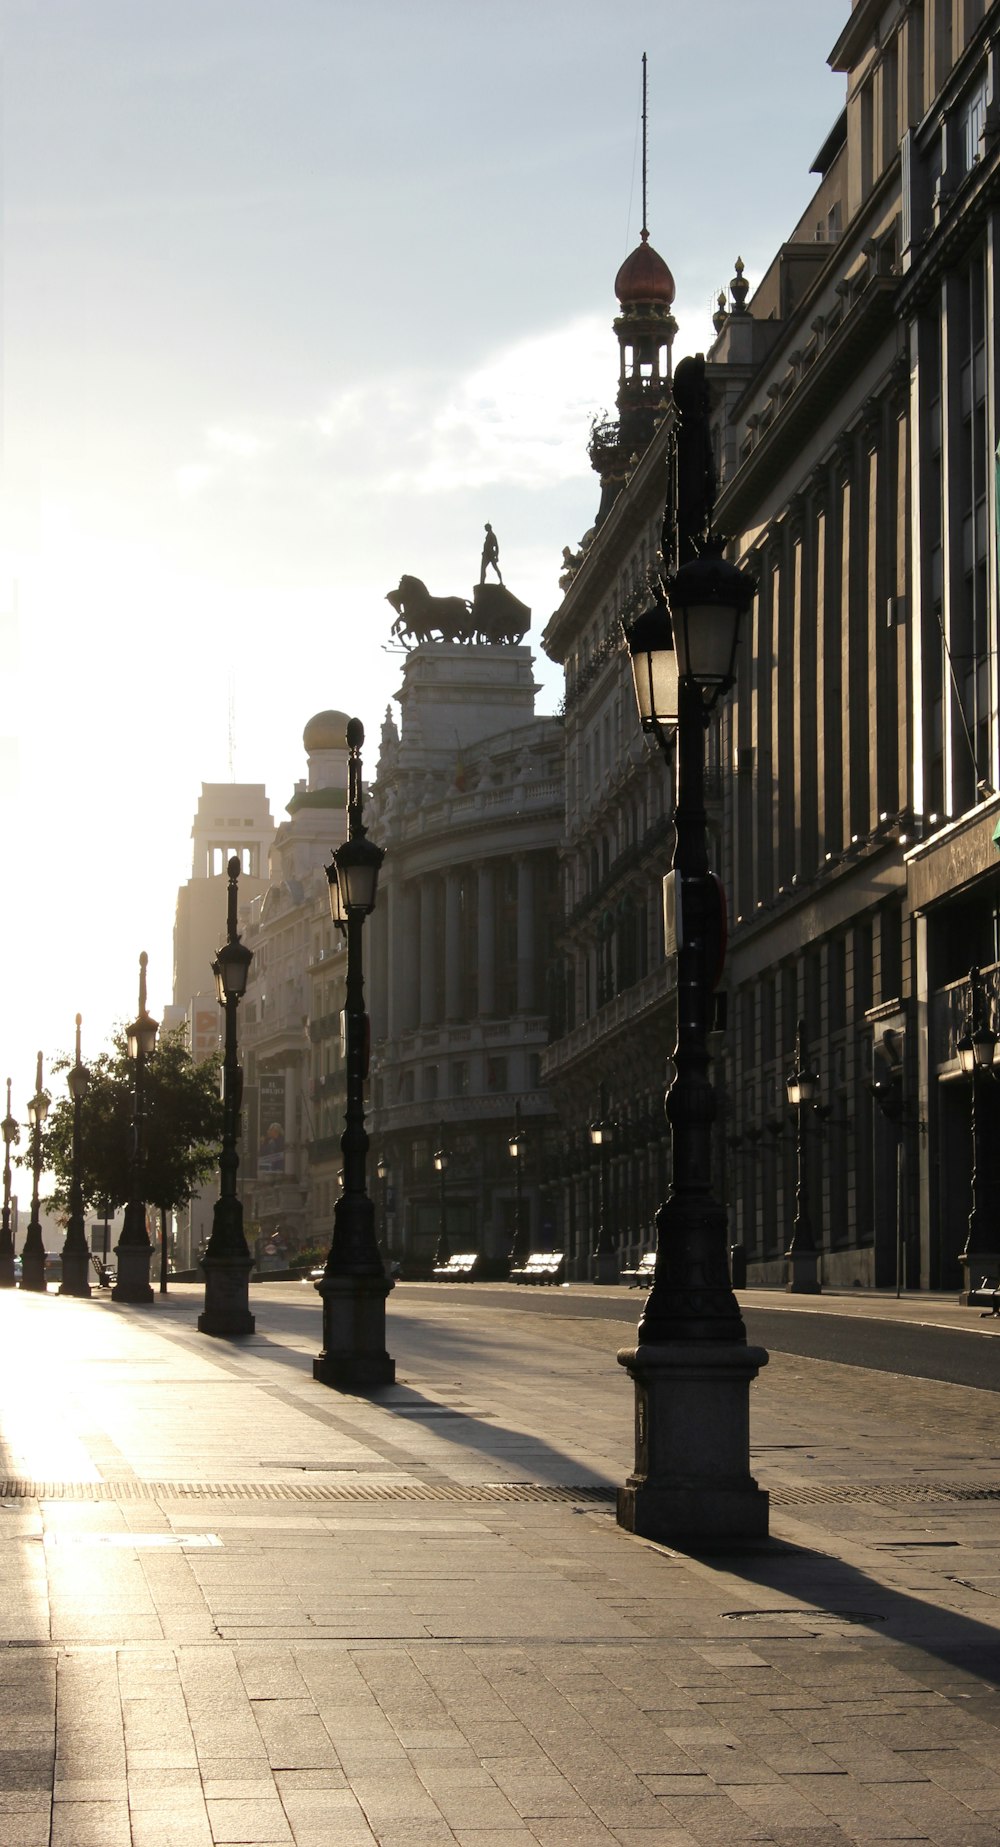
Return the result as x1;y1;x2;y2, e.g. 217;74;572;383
1;1;846;1108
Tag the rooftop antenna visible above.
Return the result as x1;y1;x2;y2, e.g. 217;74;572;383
639;52;646;240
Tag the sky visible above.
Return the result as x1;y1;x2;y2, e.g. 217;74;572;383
1;0;847;1106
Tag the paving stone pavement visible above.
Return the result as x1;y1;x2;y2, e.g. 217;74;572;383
1;1280;999;1847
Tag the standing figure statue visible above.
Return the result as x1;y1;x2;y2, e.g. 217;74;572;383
480;522;503;586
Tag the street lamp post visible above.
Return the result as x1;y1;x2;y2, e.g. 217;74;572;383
619;530;768;1545
314;717;394;1388
0;1080;19;1288
59;1015;92;1297
21;1053;50;1293
113;952;158;1304
957;964;999;1301
589;1105;618;1284
199;856;256;1337
785;1017;821;1295
508;1102;529;1268
433;1131;450;1268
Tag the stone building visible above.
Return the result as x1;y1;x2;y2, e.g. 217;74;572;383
708;0;1000;1289
541;1;1000;1294
166;782;274;1268
240;714;350;1266
367;636;563;1274
540;219;681;1277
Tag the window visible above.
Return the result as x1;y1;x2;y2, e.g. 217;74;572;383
486;1056;507;1093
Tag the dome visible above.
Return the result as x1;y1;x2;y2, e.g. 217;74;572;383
614;231;676;307
303;709;351;754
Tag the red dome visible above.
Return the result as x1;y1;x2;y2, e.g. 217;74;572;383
614;231;676;307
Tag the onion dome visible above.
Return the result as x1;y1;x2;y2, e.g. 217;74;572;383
303;709;351;754
614;230;676;307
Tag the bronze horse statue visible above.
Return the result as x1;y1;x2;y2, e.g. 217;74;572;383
386;575;472;646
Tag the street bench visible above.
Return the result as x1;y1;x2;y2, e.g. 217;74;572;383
620;1251;656;1287
432;1252;480;1281
968;1275;1000;1316
510;1251;565;1285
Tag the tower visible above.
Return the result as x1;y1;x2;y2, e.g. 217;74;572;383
589;57;677;526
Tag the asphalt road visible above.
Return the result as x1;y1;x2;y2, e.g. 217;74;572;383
397;1282;1000;1395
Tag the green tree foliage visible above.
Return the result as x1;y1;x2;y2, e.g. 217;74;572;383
39;1029;224;1218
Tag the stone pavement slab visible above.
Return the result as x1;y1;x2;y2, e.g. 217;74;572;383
1;1283;999;1845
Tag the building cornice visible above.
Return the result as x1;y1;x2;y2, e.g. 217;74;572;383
716;274;899;533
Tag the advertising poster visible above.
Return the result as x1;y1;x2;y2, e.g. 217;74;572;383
258;1073;286;1174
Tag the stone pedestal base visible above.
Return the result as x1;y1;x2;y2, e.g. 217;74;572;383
20;1247;47;1292
313;1273;394;1390
617;1339;769;1546
112;1242;153;1304
785;1249;821;1294
59;1250;93;1298
199;1258;255;1337
593;1251;619;1285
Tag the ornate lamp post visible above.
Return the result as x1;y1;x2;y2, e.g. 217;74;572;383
113;952;158;1304
784;1017;821;1295
59;1015;92;1297
957;964;999;1300
314;717;394;1388
21;1053;50;1292
433;1130;450;1268
619;533;768;1544
589;1104;617;1284
0;1080;19;1287
199;856;255;1337
507;1102;529;1268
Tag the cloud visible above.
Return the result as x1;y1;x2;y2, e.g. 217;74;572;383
172;315;610;513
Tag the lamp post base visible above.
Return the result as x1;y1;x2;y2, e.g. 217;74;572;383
0;1252;14;1289
198;1257;255;1337
112;1242;153;1304
20;1246;47;1293
785;1249;821;1294
617;1340;769;1546
313;1272;395;1390
59;1249;93;1298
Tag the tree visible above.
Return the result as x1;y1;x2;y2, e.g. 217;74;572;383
40;1028;224;1222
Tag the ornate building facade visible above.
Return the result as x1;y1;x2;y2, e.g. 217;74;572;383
541;220;681;1277
166;782;274;1268
544;1;1000;1292
367;636;563;1274
240;713;350;1267
709;0;1000;1290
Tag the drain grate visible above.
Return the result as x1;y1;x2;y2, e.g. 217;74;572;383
770;1480;1000;1508
0;1477;615;1506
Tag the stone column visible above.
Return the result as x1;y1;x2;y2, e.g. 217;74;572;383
419;878;438;1026
478;863;496;1017
445;871;463;1021
516;856;535;1013
401;883;420;1031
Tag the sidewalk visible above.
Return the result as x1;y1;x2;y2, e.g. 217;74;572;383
1;1280;1000;1847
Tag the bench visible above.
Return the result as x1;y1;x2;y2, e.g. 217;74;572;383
510;1251;564;1285
431;1252;481;1281
968;1275;1000;1316
620;1252;656;1287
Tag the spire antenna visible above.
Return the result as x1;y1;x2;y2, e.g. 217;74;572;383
639;52;646;240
